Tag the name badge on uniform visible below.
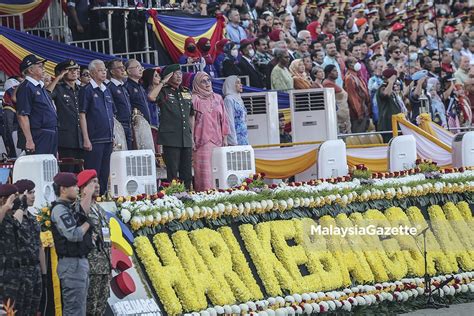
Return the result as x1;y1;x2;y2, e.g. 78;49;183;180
182;92;191;100
102;227;111;243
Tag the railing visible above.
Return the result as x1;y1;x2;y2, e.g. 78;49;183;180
69;38;113;55
179;63;203;73
24;0;67;41
115;50;159;65
0;13;23;31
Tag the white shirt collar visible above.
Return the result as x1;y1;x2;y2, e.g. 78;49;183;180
90;78;107;92
26;76;44;88
110;78;123;86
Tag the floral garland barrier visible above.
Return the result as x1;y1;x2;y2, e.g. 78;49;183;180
185;271;474;315
133;198;474;315
117;171;474;234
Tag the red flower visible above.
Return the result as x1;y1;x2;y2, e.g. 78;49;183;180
161;181;170;188
157;192;165;198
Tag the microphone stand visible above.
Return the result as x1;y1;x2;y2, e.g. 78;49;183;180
416;224;449;309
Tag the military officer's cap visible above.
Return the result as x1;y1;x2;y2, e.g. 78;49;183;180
14;179;35;193
161;64;181;79
0;184;18;197
20;54;47;73
55;59;80;75
53;172;78;187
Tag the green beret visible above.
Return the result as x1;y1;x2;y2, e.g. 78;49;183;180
161;64;181;78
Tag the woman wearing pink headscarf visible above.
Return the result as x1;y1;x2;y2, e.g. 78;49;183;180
192;71;229;191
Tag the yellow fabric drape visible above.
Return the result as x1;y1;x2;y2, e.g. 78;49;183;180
148;17;217;55
50;247;62;316
347;156;388;172
418;113;436;136
0;35;56;76
0;1;41;14
256;149;317;179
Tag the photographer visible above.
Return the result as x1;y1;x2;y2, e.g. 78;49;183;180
50;172;94;316
14;179;46;316
0;184;23;313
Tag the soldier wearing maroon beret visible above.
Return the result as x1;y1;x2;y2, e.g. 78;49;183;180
50;172;94;315
0;184;25;313
14;179;46;315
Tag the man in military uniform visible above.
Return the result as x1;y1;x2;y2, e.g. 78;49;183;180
79;60;115;195
51;172;94;316
14;179;47;316
0;184;22;313
77;169;112;316
16;54;58;155
47;59;84;172
125;59;151;123
156;64;194;189
107;59;133;150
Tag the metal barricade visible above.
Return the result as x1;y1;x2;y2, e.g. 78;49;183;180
69;38;112;55
0;14;23;31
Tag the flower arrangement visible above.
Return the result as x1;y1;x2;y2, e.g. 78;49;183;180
116;170;474;233
351;164;371;180
416;158;440;173
162;179;186;195
186;271;474;315
36;206;52;231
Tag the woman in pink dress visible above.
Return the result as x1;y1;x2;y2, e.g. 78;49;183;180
192;71;229;191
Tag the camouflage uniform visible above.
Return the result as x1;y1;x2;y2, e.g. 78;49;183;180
17;210;43;316
0;214;23;312
86;203;112;316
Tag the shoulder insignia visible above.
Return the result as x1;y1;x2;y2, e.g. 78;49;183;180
60;213;76;229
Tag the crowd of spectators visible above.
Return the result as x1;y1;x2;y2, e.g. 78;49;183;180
174;0;474;135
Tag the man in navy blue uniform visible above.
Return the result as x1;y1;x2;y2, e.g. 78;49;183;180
125;59;151;123
107;59;133;150
16;55;58;155
79;60;115;195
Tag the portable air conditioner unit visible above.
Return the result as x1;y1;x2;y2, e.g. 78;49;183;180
289;88;338;142
388;135;417;172
318;140;348;179
109;150;157;197
12;154;58;208
292;88;337;181
241;91;280;145
452;131;474;168
212;145;255;189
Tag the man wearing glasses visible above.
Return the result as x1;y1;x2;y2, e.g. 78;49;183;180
156;64;194;190
79;60;115;195
47;59;84;172
16;54;58;155
107;59;133;150
125;59;151;123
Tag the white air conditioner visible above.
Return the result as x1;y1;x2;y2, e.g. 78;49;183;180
241;91;280;145
12;154;58;208
318;139;348;179
291;88;337;181
452;131;474;168
212;145;255;189
388;135;417;172
289;88;338;142
109;150;157;197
